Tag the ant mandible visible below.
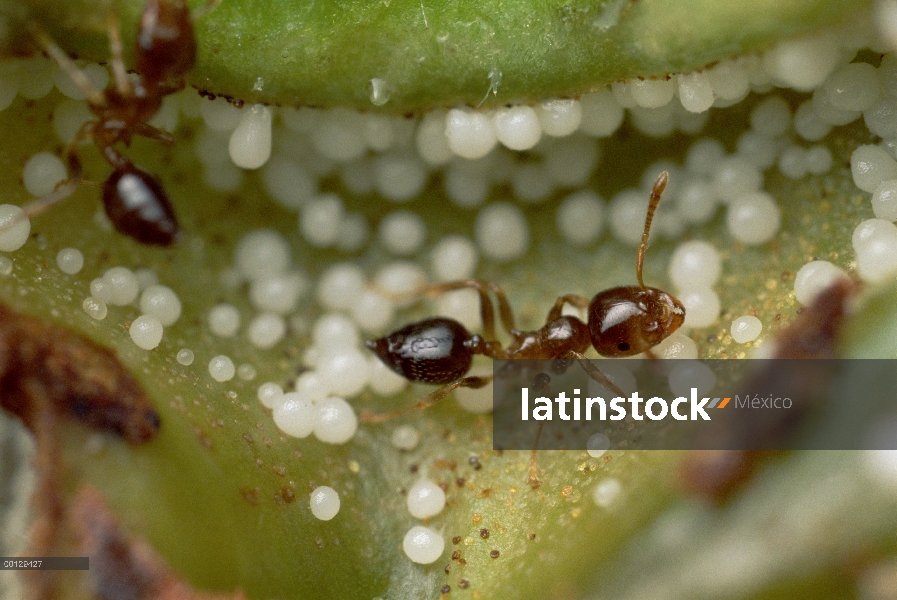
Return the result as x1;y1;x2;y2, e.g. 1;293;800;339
27;0;198;246
365;172;685;483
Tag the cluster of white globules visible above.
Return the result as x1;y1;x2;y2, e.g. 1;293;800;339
1;15;879;357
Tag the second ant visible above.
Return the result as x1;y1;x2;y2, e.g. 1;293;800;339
27;0;200;246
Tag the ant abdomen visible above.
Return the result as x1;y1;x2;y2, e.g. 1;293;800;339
102;165;179;246
135;0;196;86
588;286;685;357
366;317;475;385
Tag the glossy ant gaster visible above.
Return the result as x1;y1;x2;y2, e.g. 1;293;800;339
365;172;685;486
27;0;197;246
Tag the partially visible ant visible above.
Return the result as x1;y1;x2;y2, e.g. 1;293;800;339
365;172;685;487
679;276;857;503
23;0;201;246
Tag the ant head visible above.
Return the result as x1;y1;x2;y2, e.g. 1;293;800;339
587;286;685;357
587;170;685;356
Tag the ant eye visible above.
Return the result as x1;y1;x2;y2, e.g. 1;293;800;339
617;342;630;352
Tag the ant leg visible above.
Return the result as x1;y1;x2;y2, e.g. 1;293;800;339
32;26;104;106
367;278;498;337
546;294;590;322
636;171;669;289
135;122;175;145
563;350;626;397
8;181;82;229
424;280;498;342
0;121;94;237
360;375;493;423
484;281;515;334
527;372;551;489
0;124;95;236
64;119;100;179
425;279;516;338
105;12;134;97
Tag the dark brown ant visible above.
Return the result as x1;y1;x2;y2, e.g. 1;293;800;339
365;172;685;484
24;0;199;246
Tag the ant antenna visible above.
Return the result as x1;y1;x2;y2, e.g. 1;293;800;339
636;171;668;290
32;24;105;106
0;180;85;238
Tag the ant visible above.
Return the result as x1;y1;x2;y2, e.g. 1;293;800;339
365;171;686;486
24;0;199;246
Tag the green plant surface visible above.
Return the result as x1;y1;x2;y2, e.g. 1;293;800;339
0;1;895;600
587;448;897;599
1;0;869;112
